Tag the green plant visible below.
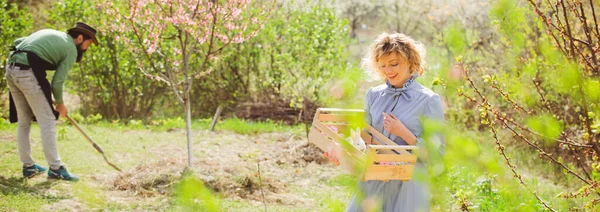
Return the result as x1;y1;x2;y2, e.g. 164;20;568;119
173;175;221;211
86;113;103;124
0;1;33;113
445;0;600;209
58;124;68;140
70;113;85;123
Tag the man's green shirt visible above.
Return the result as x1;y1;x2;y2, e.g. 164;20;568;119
9;29;77;104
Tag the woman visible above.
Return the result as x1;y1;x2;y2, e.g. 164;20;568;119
347;33;445;212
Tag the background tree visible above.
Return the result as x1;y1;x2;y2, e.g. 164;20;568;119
0;0;33;118
101;0;271;167
252;2;359;129
47;0;170;119
187;1;359;127
333;0;381;39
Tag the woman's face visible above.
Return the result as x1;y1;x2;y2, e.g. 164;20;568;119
378;51;412;88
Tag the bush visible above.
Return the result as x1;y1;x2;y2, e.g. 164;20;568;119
0;1;33;118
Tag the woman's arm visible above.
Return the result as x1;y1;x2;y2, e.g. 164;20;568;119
383;95;445;149
417;95;446;156
364;88;377;145
364;88;373;126
383;112;418;145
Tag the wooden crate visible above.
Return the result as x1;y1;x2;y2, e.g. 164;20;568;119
308;108;418;182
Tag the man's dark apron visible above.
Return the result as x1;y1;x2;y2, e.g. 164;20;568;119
8;50;60;123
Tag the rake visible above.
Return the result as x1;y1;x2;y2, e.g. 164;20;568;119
66;114;122;172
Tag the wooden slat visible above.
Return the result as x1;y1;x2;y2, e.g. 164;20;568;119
367;165;416;171
321;124;366;136
330;124;347;134
373;154;417;163
312;109;323;126
363;165;415;181
365;126;415;155
312;120;365;158
318;108;365;113
308;127;331;151
338;146;365;173
368;145;419;150
312;120;345;143
361;131;376;145
317;123;350;135
365;148;377;166
366;125;397;146
310;108;420;182
308;126;365;173
310;117;368;174
361;129;392;154
318;114;355;122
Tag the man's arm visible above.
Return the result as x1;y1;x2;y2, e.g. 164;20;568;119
51;47;77;116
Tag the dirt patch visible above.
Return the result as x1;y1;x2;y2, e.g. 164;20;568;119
106;155;293;205
0;134;15;143
112;158;183;197
41;199;86;211
201;171;287;203
196;133;331;205
294;143;329;165
90;131;339;209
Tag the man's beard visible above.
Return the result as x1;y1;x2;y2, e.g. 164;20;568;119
76;43;87;63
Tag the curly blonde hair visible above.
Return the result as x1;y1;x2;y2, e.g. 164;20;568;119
362;33;426;80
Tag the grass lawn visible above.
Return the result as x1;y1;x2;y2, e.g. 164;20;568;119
0;118;596;211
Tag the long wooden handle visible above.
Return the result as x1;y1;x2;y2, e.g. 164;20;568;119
66;115;106;153
65;114;121;172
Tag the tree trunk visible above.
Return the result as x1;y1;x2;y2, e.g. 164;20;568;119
303;98;310;138
185;97;193;167
210;105;223;131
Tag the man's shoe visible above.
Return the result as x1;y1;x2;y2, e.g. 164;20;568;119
48;166;79;182
23;164;48;178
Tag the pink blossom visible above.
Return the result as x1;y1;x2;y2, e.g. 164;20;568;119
231;8;241;18
225;22;235;30
147;43;157;54
250;30;258;37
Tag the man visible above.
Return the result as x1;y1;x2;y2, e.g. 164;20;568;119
5;22;99;181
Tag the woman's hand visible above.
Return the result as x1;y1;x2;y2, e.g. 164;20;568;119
324;147;340;166
382;112;417;145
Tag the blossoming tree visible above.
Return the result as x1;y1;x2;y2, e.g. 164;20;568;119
101;0;270;167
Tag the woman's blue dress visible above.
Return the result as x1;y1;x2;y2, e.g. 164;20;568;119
346;76;445;212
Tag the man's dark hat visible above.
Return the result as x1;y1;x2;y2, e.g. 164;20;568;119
67;22;98;45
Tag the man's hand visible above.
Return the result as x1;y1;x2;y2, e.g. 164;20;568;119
55;103;68;118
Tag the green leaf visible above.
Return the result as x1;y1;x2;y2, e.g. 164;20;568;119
175;175;220;211
584;79;600;102
443;24;468;56
526;114;563;143
540;39;562;66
